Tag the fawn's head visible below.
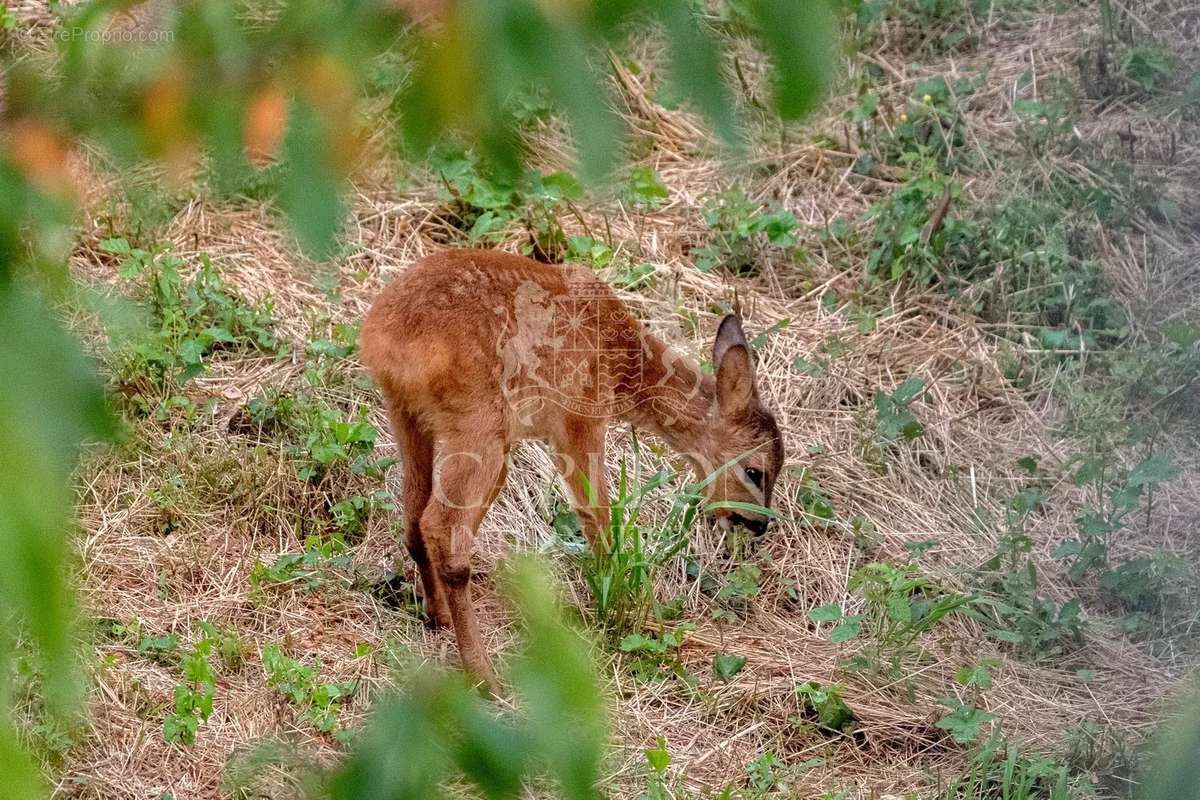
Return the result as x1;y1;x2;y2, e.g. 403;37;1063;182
696;315;784;535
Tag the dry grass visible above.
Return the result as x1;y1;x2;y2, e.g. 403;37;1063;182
15;1;1199;798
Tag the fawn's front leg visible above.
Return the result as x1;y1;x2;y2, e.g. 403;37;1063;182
553;420;611;553
421;432;506;696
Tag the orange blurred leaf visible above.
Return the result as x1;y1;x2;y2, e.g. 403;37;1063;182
6;119;75;200
245;83;289;165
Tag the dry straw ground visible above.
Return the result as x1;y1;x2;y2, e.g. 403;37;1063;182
13;0;1199;798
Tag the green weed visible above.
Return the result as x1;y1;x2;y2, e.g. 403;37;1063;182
937;733;1091;799
581;457;698;637
863;151;969;284
712;653;747;682
795;681;857;735
102;240;284;414
430;148;584;261
691;191;799;274
971;485;1086;660
936;697;994;744
162;631;219;746
874;377;926;442
249;535;353;596
243;388;392;483
812;561;972;677
1121;45;1173;93
1054;450;1181;621
261;644;356;734
619;625;697;685
640;736;673;800
844;0;990;55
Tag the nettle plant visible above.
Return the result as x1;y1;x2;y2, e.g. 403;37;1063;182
874;376;926;443
795;681;857;736
862;150;973;285
261;644;357;735
848;74;978;175
1054;451;1182;625
102;239;284;413
562;234;657;291
691;191;800;275
810;561;972;678
619;624;697;686
243;389;393;483
159;622;242;746
249;536;354;597
972;482;1087;660
429;148;587;262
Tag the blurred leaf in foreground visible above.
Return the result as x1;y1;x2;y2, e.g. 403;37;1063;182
7;0;837;260
0;283;112;798
1138;678;1200;800
318;558;606;800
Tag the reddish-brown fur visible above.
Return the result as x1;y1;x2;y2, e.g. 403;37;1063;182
360;249;783;693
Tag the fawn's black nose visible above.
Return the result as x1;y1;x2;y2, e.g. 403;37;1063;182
731;513;769;536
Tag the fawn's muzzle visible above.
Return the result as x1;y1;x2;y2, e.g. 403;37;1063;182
731;513;769;536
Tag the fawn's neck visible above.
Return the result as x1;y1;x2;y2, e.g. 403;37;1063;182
619;334;714;457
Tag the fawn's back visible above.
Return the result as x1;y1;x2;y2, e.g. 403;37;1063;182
360;248;654;441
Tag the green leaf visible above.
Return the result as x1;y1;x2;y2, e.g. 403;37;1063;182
749;318;790;349
712;653;747;681
628;167;669;205
0;286;111;720
886;592;912;624
808;603;843;622
955;663;994;690
279;101;344;260
702;500;780;519
645;737;671;774
792;355;827;376
893;377;926;404
830;617;862;643
744;0;836;119
1122;46;1172;91
99;237;133;256
1128;455;1176;487
619;633;661;654
1164;320;1200;348
989;629;1025;645
797;681;856;731
936;699;993;744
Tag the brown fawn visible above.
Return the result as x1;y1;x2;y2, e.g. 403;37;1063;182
360;249;784;693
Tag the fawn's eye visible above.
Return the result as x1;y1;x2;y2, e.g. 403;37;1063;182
744;466;764;489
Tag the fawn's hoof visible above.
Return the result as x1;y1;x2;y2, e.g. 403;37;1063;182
422;608;451;630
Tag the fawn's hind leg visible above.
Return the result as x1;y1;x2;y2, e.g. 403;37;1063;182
388;407;452;629
421;428;506;696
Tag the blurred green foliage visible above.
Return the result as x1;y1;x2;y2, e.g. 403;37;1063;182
0;286;112;798
1138;679;1200;800
317;559;607;800
4;0;836;262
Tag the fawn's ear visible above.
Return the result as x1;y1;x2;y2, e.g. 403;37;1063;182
713;315;755;417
